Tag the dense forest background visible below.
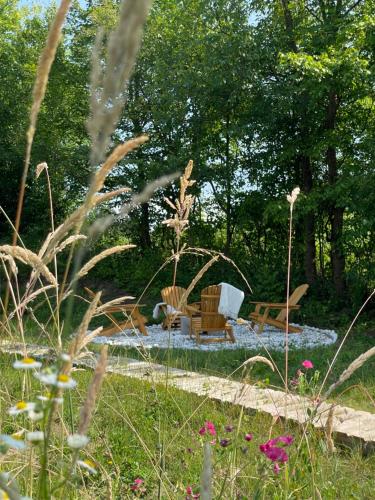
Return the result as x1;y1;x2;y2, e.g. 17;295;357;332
1;0;375;323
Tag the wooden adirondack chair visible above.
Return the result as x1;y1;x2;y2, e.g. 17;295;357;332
186;285;235;344
249;284;309;334
160;286;188;330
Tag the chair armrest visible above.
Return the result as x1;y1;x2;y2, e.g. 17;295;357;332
186;304;201;315
250;301;300;310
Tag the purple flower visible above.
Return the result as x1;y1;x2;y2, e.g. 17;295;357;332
225;425;234;433
198;427;206;436
273;463;281;474
220;438;230;447
244;433;253;442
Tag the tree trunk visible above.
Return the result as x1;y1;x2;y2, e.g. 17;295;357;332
325;91;345;295
139;202;152;249
301;155;316;284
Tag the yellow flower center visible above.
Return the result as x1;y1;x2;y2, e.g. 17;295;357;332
16;401;27;410
57;374;69;383
84;459;96;468
11;433;23;441
22;357;35;364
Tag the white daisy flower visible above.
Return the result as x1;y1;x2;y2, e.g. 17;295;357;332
13;357;42;370
60;353;71;362
28;409;44;421
26;431;44;442
35;372;77;389
0;433;26;450
8;401;35;416
37;393;64;405
67;434;89;449
77;459;97;475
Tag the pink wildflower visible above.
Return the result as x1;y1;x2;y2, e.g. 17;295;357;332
130;478;144;491
268;435;293;447
302;360;313;369
186;486;193;495
198;421;216;437
273;463;281;474
205;421;216;436
244;433;253;442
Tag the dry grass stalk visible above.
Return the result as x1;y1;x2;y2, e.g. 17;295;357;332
76;244;136;279
78;345;108;435
54;234;87;255
0;245;57;286
79;326;104;349
180;256;219;307
93;187;131;205
324;345;375;398
9;285;55;319
88;0;153;165
325;404;336;453
241;356;275;371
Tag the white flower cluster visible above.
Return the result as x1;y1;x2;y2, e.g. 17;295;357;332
287;187;300;205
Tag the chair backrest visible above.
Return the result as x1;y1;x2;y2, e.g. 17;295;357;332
200;285;226;330
161;286;187;312
276;284;309;322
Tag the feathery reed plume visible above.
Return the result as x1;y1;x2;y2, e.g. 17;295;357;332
162;160;195;285
79;326;104;349
78;345;108;435
87;172;179;238
94;296;135;315
86;136;148;204
324;345;375;398
0;253;18;275
200;442;212;500
325;404;336;453
12;0;72;247
35;161;48;179
76;244;135;279
180;256;219;306
87;0;153;165
240;355;275;371
66;292;102;371
0;245;57;286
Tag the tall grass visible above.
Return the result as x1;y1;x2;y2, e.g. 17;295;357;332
0;0;375;498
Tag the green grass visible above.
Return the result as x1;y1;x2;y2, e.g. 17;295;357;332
96;326;375;413
1;353;375;499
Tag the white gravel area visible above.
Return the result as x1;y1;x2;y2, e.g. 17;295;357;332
92;322;337;352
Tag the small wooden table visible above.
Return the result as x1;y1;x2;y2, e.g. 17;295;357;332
84;288;148;336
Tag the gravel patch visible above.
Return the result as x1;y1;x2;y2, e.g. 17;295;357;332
92;322;337;352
